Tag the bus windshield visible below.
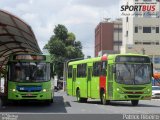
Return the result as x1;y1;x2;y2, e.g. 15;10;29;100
116;63;151;85
9;62;50;82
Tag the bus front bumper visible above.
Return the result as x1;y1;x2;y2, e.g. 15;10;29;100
8;91;53;100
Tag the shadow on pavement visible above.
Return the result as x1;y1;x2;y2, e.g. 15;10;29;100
0;96;67;113
75;100;160;107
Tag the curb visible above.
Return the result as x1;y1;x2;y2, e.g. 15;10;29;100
151;99;160;101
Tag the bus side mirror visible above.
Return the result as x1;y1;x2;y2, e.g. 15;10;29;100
112;65;116;73
151;63;153;77
50;63;54;78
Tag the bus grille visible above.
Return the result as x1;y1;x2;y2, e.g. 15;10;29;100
128;95;140;98
123;87;145;90
22;96;37;98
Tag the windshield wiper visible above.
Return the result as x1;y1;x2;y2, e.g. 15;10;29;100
124;63;131;75
135;64;144;73
124;63;136;85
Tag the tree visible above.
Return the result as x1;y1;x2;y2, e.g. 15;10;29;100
66;46;76;59
48;40;66;56
54;24;68;42
44;24;84;78
74;41;82;50
66;32;76;46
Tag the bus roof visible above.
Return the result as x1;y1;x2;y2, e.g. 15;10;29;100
107;53;149;58
68;53;150;65
68;57;101;65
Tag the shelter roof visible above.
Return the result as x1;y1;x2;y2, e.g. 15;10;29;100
0;10;41;70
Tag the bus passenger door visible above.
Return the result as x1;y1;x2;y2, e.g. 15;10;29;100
72;68;76;96
87;67;92;97
107;64;113;100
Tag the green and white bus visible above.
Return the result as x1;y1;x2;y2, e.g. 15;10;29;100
67;54;153;106
6;53;54;103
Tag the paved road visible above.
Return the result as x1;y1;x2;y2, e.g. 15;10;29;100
0;90;160;114
63;91;160;114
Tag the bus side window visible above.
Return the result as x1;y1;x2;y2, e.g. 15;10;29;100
83;64;87;77
112;65;116;73
77;64;81;77
92;63;95;76
98;63;101;75
50;63;53;79
77;64;86;78
93;62;98;76
101;61;107;76
93;62;101;76
68;66;72;78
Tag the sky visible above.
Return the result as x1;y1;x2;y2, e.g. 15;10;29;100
0;0;120;57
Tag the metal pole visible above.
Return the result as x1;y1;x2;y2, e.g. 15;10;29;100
118;24;120;52
63;62;66;91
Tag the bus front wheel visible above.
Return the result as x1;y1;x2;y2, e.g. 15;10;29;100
131;100;139;106
76;89;87;103
50;98;54;103
76;89;81;102
50;94;54;103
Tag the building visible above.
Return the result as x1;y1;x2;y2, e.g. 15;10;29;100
121;0;160;72
95;19;122;57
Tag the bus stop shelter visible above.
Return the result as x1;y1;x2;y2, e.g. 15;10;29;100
0;10;41;97
0;10;41;70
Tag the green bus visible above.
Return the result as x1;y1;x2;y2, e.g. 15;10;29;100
6;53;54;103
67;54;153;106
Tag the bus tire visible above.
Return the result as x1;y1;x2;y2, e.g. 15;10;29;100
81;98;87;103
131;100;139;106
0;98;2;108
45;100;52;105
76;89;82;102
101;92;106;105
1;97;7;106
50;98;54;103
50;93;54;103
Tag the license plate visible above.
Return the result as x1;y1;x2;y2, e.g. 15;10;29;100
26;93;32;96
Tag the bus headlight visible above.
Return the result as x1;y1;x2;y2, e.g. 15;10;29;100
144;89;151;94
43;89;47;92
116;88;124;94
117;88;120;91
147;89;151;92
12;89;16;92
